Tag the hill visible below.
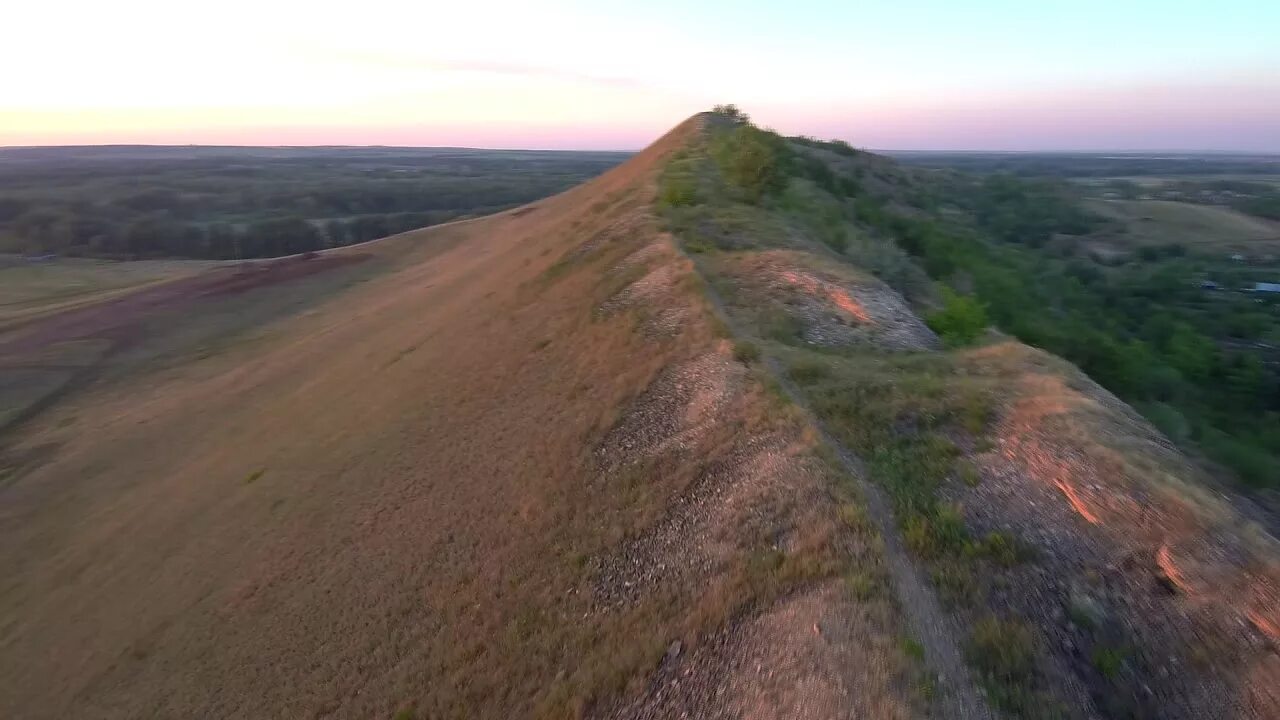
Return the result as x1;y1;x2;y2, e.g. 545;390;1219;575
1082;198;1280;254
0;112;1276;720
0;118;921;719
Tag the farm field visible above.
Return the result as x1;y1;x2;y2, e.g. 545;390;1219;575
1084;198;1280;252
0;257;219;328
1073;174;1280;189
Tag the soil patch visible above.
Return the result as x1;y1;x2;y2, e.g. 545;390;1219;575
724;251;938;351
951;344;1280;720
0;254;368;358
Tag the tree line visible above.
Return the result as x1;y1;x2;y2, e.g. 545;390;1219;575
696;115;1280;489
0;148;626;259
5;209;474;259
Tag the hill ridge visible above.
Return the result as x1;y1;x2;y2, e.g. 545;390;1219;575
0;112;1277;719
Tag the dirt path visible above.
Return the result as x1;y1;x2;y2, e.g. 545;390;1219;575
689;257;996;720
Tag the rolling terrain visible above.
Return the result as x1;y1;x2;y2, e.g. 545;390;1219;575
1083;198;1280;253
0;113;1277;720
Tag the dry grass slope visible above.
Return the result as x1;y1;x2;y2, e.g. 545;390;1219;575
0;117;919;719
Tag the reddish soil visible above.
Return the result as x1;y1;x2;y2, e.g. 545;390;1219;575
954;356;1280;719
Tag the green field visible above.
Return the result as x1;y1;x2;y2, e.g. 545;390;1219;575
1085;198;1280;253
1075;174;1280;189
0;257;217;328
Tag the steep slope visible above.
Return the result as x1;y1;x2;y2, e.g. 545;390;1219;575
660;112;1279;720
0;119;921;718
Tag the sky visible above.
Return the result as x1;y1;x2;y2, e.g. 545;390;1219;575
2;0;1278;151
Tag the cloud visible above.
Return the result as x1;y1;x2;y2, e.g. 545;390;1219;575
325;48;650;90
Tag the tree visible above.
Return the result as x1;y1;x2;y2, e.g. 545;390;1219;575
324;220;350;248
244;217;322;256
206;223;241;259
350;215;390;242
711;104;749;124
123;216;185;257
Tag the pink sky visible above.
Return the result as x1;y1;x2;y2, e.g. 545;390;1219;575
3;0;1278;152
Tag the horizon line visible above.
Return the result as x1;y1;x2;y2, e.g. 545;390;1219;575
3;142;1279;157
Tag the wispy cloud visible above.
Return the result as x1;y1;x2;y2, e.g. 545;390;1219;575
325;48;650;90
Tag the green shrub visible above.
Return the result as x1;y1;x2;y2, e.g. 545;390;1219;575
968;616;1041;712
733;341;761;364
926;287;988;347
710;125;788;204
788;359;830;385
969;531;1035;567
711;104;750;123
931;564;979;607
659;173;699;209
684;237;714;254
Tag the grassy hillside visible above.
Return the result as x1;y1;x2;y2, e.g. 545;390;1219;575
0;119;921;719
2;111;1276;720
1084;198;1280;253
803;142;1280;493
656;108;1279;720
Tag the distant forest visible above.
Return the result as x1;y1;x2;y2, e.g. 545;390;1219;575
0;146;631;259
889;151;1280;221
682;115;1280;490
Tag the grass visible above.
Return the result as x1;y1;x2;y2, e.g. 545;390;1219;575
0;257;218;329
0;118;924;719
900;636;926;661
966;616;1054;718
1091;644;1129;681
969;531;1035;567
658;119;1103;719
1084;198;1280;252
661;113;1280;720
732;340;760;363
956;459;983;487
0;129;716;718
788;358;830;383
760;305;804;343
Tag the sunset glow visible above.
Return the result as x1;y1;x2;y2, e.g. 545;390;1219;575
3;0;1278;150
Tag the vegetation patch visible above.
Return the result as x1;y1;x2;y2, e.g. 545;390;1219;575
925;287;988;347
0;147;629;259
966;616;1059;719
732;340;760;364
